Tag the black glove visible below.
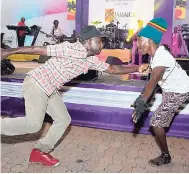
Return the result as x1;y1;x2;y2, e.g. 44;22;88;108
132;96;148;123
132;95;141;108
131;87;146;108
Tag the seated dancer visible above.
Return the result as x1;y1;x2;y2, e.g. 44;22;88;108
1;26;148;167
132;18;189;166
46;20;65;43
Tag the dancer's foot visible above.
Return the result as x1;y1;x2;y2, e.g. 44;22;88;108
149;152;171;166
29;148;60;167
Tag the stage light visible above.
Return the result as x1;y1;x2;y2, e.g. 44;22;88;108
126;29;135;42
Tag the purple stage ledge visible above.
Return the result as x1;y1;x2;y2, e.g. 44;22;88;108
1;78;189;139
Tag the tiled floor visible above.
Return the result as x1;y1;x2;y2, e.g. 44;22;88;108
1;123;189;173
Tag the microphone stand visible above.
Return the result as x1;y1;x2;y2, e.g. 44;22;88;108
112;15;120;48
123;23;127;30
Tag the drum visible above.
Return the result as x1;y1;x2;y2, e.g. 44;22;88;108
115;29;128;41
97;26;106;32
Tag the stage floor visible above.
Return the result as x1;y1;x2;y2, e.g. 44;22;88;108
3;62;147;87
1;62;189;139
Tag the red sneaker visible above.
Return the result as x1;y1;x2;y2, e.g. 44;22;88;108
29;148;60;167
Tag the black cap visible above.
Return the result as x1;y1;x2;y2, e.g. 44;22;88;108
77;25;107;41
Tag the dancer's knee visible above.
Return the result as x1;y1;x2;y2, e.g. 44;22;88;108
59;114;71;128
28;122;42;133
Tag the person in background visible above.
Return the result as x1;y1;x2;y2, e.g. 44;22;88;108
1;26;149;167
132;17;189;166
18;17;26;47
131;20;143;65
46;20;65;43
71;30;76;38
171;26;182;57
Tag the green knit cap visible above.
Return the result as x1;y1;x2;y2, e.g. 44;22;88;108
138;17;168;44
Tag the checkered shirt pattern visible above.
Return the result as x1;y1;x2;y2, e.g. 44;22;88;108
27;41;109;96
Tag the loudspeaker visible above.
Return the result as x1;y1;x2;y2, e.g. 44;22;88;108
74;70;98;81
38;55;51;63
1;59;15;75
176;59;189;76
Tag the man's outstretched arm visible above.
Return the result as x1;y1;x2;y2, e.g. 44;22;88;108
106;65;138;74
105;64;150;74
89;56;150;74
1;46;47;59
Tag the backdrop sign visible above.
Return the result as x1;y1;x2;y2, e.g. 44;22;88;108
67;0;76;20
89;0;155;31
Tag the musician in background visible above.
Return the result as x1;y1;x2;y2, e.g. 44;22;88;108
18;17;26;47
46;20;65;43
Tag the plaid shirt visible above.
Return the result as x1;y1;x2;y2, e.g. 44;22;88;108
27;41;109;96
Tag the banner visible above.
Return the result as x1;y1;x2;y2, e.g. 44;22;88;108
67;0;76;20
174;0;187;20
89;0;155;31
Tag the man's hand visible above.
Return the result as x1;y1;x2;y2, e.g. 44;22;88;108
139;64;151;74
132;95;148;123
1;48;10;60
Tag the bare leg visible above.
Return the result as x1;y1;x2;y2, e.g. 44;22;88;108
153;127;169;153
149;127;171;166
154;135;163;152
